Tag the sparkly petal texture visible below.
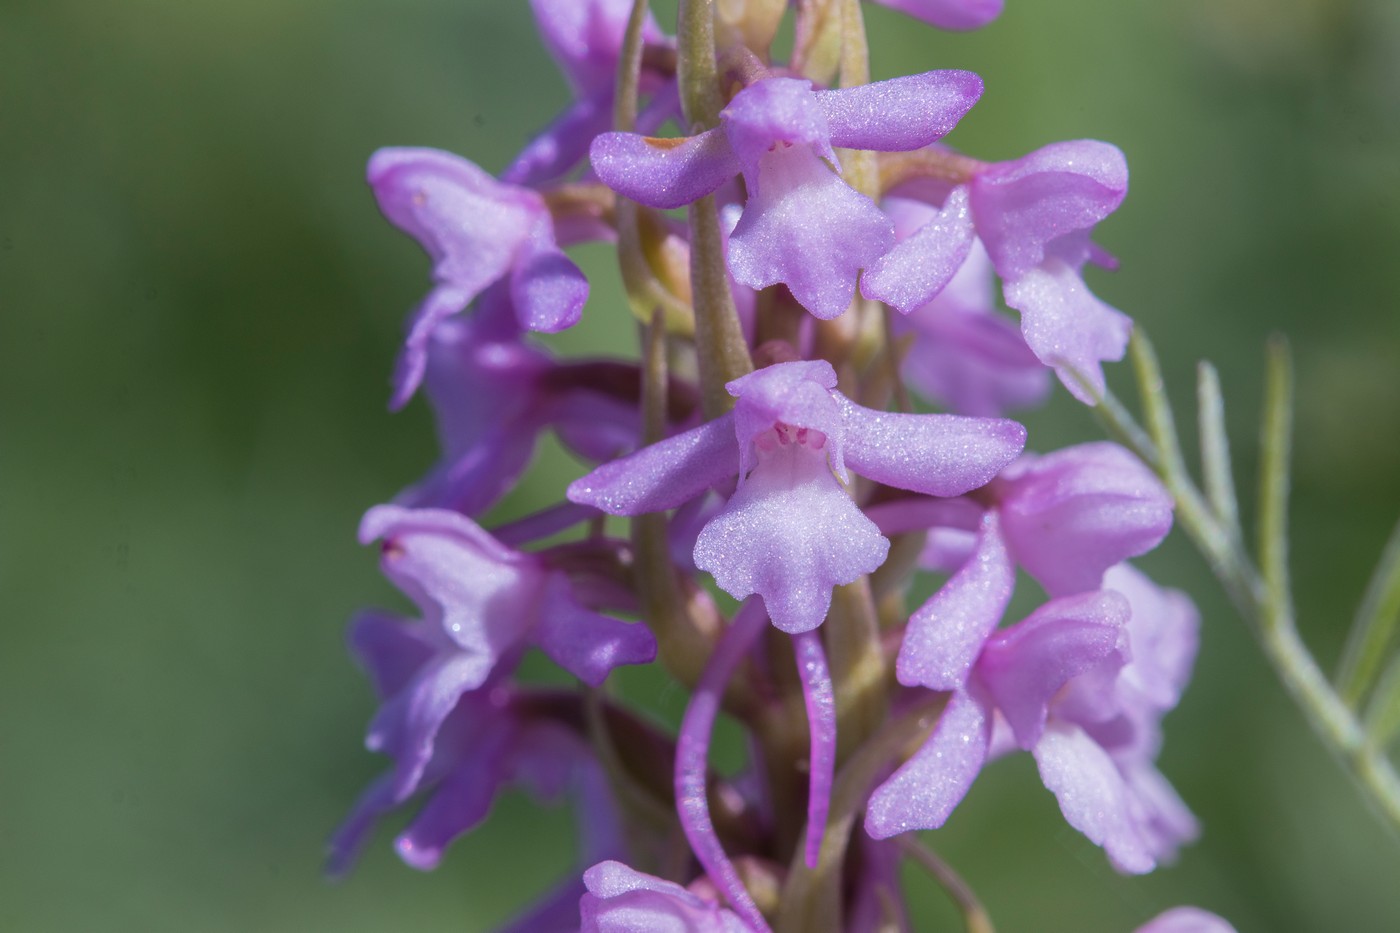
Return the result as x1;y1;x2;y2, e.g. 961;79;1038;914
580;861;753;932
968;140;1132;402
1033;721;1155;873
1003;259;1131;403
897;511;1014;690
977;590;1132;748
573;361;1025;632
869;0;1005;31
835;392;1026;496
861;185;976;315
694;433;889;633
818;71;983;154
998;442;1174;597
589;129;739;210
591;74;981;319
971;141;1128;281
368;147;587;408
358;505;654;685
723;79;890;319
865;689;992;837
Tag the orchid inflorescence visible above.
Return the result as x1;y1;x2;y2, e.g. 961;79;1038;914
325;1;1259;929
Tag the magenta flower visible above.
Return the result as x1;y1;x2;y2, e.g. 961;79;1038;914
369;147;589;408
882;441;1174;692
399;316;652;516
358;505;655;693
864;141;1132;402
590;72;983;318
870;0;1004;31
328;666;622;878
568;360;1025;632
885;207;1050;417
869;564;1201;874
579;861;753;932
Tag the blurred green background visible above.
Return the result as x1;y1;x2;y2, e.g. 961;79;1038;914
3;0;1399;929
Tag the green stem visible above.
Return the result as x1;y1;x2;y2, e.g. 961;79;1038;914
689;195;753;417
677;0;723;129
895;836;994;933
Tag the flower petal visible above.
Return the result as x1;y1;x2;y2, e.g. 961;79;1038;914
862;185;977;315
1135;907;1236;933
820;71;983;152
978;590;1131;748
347;610;440;699
836;393;1026;496
728;145;893;319
510;231;589;333
865;690;991;837
568;413;741;515
970;140;1128;282
694;445;888;633
869;0;1004;31
1032;722;1154;873
898;511;1013;690
1003;260;1132;404
590;128;738;209
998;442;1173;597
535;575;657;685
359;505;542;662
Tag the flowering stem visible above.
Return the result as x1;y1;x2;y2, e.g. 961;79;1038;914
1078;331;1400;839
632;311;737;704
777;692;948;933
827;578;890;762
675;598;773;931
895;835;994;933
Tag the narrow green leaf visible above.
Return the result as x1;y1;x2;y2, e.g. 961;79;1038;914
1338;515;1400;706
1128;329;1188;484
1196;361;1241;536
1365;650;1400;749
1257;336;1294;624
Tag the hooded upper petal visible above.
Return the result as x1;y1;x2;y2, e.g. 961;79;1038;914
359;505;543;661
998;443;1173;597
969;140;1129;282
